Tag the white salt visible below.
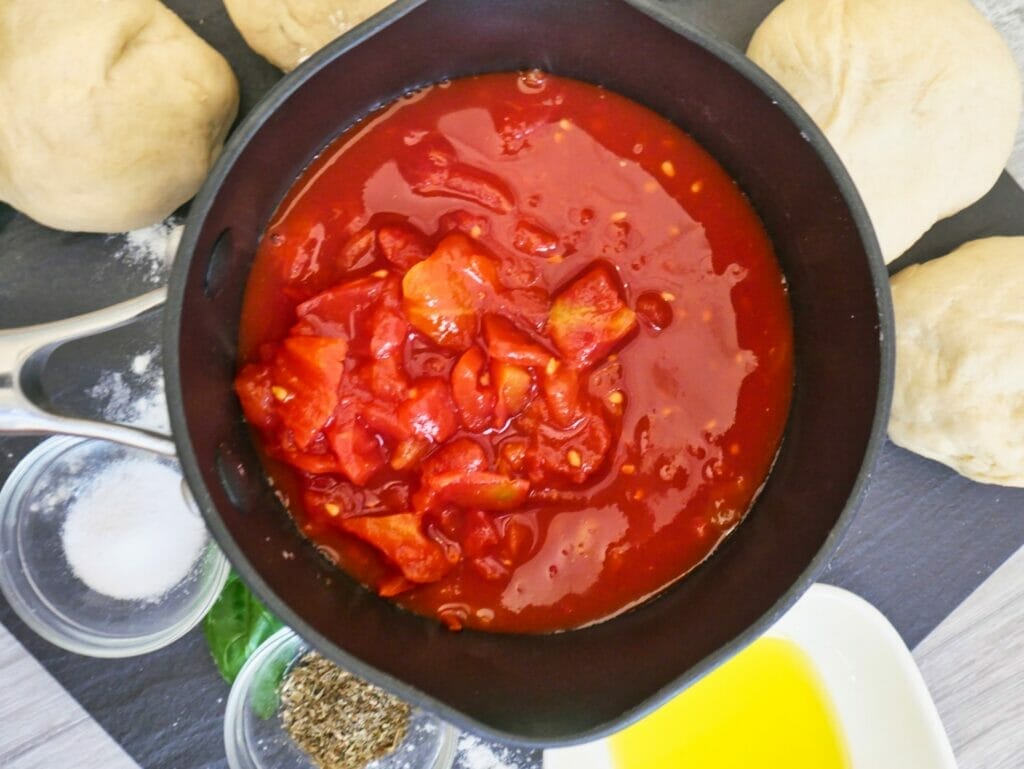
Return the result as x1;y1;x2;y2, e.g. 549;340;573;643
61;459;206;601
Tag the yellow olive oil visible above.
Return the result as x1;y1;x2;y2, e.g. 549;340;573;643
610;637;851;769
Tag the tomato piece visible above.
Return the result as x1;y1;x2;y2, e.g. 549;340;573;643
378;574;417;597
524;407;612;485
326;413;385;486
271;336;349;449
548;263;638;368
430;471;530;511
362;356;410;403
462;509;501;558
390;436;431;471
235;364;276;430
422;438;488;477
490;287;552;333
360;400;411;442
496;439;528;475
483;315;552;368
493;361;533;426
451;346;496;431
398;378;458;443
295;275;386;338
401;233;500;349
512;219;560;256
378;222;431;270
268;431;343;475
414;438;488;513
541;363;581;428
339;227;378;271
635;290;673;332
397;132;514;214
369;306;410;360
340;513;452;584
302;475;364;521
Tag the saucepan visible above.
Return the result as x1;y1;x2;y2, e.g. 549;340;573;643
0;0;893;746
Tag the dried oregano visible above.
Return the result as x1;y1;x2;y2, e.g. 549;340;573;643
280;652;411;769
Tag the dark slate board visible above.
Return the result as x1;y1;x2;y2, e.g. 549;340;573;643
2;2;1023;768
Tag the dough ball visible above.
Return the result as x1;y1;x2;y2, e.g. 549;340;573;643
748;0;1021;263
889;238;1024;487
0;0;238;233
224;0;395;72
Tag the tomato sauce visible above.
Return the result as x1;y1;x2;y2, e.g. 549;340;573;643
236;72;794;633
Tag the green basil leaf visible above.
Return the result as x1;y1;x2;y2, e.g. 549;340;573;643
250;652;290;720
204;571;284;684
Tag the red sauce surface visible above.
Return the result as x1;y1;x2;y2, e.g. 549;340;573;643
236;72;794;633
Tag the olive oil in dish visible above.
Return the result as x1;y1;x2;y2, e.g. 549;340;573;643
610;637;850;769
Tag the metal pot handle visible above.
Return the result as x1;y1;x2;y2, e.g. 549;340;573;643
0;289;176;456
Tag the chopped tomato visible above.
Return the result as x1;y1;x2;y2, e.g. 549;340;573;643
430;471;530;511
548;263;638;368
360;399;411;442
512;219;560;256
397;378;458;443
268;431;343;475
463;509;501;558
235;364;276;430
496;439;528;475
377;223;430;269
326;411;385;485
493;361;533;425
378;574;417;597
295;275;386;339
340;513;452;584
369;306;410;360
401;234;501;349
339;228;377;271
541;364;581;428
271;336;349;448
525;407;612;485
362;357;410;403
483;315;552;368
451;346;496;431
390;436;431;471
422;438;488;478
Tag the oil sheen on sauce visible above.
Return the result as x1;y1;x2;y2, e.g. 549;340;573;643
238;72;794;633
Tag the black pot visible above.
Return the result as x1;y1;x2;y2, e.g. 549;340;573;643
165;0;893;745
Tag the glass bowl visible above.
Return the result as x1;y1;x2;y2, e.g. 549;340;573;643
225;627;459;769
0;436;230;657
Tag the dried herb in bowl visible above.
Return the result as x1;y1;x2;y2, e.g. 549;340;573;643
280;651;411;769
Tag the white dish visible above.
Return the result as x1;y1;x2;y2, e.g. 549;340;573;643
544;583;957;769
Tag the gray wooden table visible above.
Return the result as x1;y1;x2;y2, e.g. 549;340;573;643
2;2;1024;768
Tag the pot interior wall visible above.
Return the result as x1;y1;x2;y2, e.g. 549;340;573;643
168;0;884;744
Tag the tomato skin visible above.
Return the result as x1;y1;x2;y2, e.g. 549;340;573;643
451;346;496;431
463;509;501;558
